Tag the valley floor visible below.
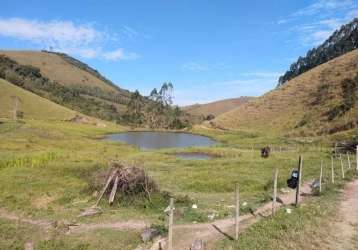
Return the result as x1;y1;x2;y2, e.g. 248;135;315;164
0;118;357;249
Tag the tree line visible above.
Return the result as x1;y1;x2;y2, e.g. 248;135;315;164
0;55;192;129
278;18;358;86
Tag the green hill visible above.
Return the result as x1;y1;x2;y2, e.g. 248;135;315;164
212;49;358;137
0;78;76;120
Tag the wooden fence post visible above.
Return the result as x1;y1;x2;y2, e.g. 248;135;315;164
331;156;335;184
334;142;337;157
347;153;351;169
168;198;174;250
272;169;278;214
340;154;345;179
319;160;323;194
235;183;240;241
356;145;358;171
295;156;302;207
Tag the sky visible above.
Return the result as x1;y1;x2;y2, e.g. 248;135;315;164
0;0;357;105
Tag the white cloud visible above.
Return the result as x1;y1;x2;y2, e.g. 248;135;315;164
122;25;139;39
0;17;139;61
346;9;358;19
278;0;358;47
296;17;350;46
102;48;140;61
293;0;355;17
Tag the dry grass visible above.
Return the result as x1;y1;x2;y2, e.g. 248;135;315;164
213;49;358;136
0;50;118;93
184;97;253;117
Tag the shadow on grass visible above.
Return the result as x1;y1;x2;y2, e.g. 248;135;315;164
211;224;235;241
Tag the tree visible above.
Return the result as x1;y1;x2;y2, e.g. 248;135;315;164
158;82;173;106
124;82;190;129
125;90;144;124
145;82;174;128
149;88;159;102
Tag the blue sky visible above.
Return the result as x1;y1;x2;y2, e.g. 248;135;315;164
0;0;357;105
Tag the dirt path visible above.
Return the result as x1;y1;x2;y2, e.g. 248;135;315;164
169;181;313;250
2;179;357;249
330;179;358;250
0;181;313;249
0;183;311;249
0;208;53;232
0;208;147;234
67;220;147;234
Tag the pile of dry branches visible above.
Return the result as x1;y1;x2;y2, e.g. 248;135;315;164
95;162;157;206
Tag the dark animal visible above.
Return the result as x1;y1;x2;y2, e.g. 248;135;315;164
287;170;299;189
261;146;271;158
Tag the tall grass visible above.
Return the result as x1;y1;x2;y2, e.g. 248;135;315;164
0;151;58;169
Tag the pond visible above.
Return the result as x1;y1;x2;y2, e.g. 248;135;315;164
106;131;217;149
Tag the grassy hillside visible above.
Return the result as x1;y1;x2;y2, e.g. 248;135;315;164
0;78;76;120
0;52;134;121
0;50;124;93
0;50;132;117
183;97;252;117
213;49;358;137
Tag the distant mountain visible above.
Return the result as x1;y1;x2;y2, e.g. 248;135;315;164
212;49;358;137
278;18;358;86
183;97;253;118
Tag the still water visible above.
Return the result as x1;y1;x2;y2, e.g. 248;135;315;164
106;131;217;149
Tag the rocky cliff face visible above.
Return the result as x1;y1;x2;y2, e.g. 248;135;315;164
278;18;358;86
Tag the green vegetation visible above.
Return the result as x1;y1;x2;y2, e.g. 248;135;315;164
0;55;123;121
0;53;193;127
0;44;357;249
125;82;191;129
0;109;356;249
0;78;76;120
0;217;141;250
216;170;358;250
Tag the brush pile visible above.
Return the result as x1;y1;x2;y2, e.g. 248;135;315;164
95;162;157;206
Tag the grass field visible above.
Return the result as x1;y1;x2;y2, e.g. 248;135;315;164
215;170;358;250
0;115;356;249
